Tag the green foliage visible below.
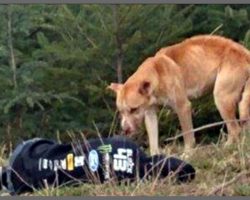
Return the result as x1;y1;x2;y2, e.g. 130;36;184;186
0;5;250;149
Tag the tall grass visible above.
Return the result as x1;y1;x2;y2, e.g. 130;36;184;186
1;127;250;196
33;131;250;195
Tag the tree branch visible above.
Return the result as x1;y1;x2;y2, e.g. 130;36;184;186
7;5;17;89
112;5;123;83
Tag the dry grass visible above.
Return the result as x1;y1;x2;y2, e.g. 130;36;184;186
1;131;250;196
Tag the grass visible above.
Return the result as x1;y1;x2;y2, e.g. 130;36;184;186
1;131;250;196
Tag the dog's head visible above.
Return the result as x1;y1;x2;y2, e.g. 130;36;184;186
108;80;155;135
108;57;160;135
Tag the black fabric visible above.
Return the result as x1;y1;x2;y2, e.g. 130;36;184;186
1;136;195;195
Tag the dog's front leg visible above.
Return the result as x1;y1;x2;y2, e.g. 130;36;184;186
144;107;159;155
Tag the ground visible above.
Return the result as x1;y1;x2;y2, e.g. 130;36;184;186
1;131;250;196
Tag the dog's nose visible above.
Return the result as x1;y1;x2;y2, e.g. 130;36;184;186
124;128;132;135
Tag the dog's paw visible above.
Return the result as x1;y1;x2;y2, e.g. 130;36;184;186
223;140;239;152
224;140;232;147
224;137;239;148
180;152;190;160
180;149;194;160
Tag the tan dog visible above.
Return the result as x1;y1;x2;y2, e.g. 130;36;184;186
108;35;250;155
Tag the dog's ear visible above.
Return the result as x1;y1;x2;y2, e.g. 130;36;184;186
107;83;123;93
139;81;151;96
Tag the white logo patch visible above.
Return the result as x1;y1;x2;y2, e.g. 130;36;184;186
88;150;99;172
38;154;85;171
113;148;134;174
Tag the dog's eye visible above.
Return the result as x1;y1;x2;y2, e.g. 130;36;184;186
130;107;138;114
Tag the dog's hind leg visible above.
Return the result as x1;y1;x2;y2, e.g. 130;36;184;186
239;78;250;132
213;66;247;145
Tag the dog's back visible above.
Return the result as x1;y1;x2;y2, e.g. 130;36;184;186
157;35;250;68
155;35;250;99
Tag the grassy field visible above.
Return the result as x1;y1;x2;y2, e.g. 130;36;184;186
1;131;250;196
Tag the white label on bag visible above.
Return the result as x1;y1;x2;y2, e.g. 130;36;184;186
113;148;134;174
